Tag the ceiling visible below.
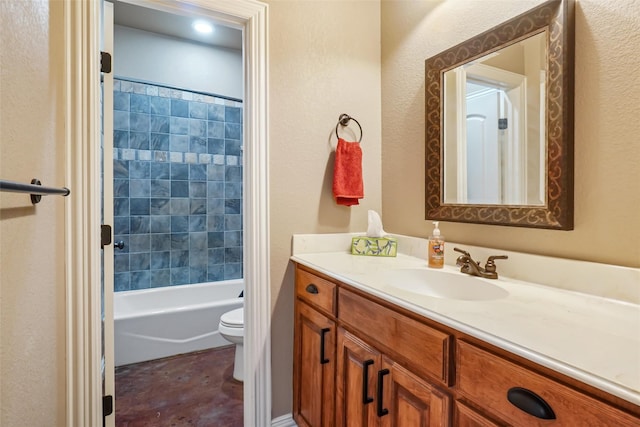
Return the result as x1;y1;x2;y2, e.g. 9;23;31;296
112;1;242;51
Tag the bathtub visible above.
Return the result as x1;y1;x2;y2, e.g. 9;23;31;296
114;279;243;366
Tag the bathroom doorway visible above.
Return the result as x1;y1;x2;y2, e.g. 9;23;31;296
109;0;243;423
98;0;270;426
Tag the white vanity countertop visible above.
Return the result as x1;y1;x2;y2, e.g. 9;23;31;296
290;234;640;407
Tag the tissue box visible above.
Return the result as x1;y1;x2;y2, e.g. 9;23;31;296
351;236;397;257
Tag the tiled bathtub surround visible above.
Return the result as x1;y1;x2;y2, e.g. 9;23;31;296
113;79;243;291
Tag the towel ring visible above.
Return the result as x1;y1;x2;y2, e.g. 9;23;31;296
335;113;362;143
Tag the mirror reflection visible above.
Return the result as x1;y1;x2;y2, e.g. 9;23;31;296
443;31;547;206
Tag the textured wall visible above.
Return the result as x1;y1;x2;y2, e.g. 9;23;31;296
0;0;66;424
266;0;382;417
381;0;640;267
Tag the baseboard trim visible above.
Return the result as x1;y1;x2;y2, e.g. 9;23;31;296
272;413;297;427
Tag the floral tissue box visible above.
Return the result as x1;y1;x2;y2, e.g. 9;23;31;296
351;236;397;257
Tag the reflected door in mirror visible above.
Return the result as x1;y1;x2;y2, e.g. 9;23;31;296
443;31;547;206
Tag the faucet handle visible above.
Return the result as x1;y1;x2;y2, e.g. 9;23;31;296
484;255;508;273
453;247;471;257
453;247;472;267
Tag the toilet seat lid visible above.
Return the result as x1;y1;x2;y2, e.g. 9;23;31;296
220;308;243;327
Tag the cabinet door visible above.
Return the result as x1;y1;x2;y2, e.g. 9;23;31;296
336;328;381;427
455;401;503;427
380;357;451;427
293;301;335;427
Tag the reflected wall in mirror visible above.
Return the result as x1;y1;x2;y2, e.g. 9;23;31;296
426;0;574;229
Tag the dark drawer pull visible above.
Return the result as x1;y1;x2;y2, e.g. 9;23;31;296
362;359;374;404
320;328;330;365
377;369;390;417
306;284;319;294
507;387;556;420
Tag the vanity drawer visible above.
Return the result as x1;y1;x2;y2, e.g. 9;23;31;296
338;287;452;385
295;267;337;316
456;340;639;426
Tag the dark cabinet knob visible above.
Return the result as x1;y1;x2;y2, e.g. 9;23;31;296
507;387;556;420
306;284;319;294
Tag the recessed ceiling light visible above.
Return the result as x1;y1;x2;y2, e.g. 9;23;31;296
193;20;214;34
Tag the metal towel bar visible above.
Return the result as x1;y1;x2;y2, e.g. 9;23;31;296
0;178;71;204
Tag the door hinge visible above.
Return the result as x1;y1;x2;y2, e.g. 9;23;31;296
103;395;113;417
498;118;508;130
101;224;112;248
101;51;112;74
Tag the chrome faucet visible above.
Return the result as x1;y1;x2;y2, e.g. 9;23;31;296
454;247;508;279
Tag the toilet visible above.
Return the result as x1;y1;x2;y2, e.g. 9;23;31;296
218;307;244;382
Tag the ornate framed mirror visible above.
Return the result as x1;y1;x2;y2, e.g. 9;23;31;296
425;0;574;229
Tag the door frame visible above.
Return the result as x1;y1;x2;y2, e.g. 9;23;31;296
102;3;115;426
63;1;271;426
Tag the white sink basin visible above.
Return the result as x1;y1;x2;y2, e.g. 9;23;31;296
383;268;509;301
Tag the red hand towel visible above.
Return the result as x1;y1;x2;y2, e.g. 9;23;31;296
333;138;364;206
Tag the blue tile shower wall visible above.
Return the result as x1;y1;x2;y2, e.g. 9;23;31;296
113;79;243;291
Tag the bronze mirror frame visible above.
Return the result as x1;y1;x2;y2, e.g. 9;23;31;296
425;0;574;229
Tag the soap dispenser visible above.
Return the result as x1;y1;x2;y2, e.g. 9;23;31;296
428;221;445;268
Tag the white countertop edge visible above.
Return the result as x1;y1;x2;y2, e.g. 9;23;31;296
292;233;640;304
290;254;640;407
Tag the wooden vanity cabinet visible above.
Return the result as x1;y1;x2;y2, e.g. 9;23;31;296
336;287;453;427
293;268;337;427
335;327;451;427
454;401;503;427
338;288;452;386
456;340;640;426
294;265;453;426
293;264;640;427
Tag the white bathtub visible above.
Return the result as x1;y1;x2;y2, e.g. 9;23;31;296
114;279;243;366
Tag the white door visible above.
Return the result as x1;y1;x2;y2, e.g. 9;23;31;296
101;2;116;426
466;89;501;204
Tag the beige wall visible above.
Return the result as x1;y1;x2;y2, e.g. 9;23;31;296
266;0;382;417
0;0;67;425
381;0;640;268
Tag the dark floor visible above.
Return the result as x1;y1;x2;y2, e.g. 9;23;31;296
115;346;243;427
